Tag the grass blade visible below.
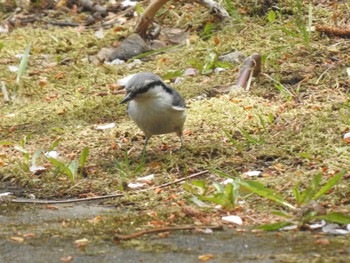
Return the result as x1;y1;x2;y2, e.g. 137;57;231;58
313;171;345;200
16;45;31;84
240;180;296;210
316;212;350;225
255;221;294;231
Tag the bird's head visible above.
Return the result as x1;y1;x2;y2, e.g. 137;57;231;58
120;72;163;104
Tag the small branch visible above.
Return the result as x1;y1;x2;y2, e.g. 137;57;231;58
46;20;80;27
114;224;223;241
135;0;169;36
1;81;10;102
10;193;124;204
135;0;230;37
10;170;209;204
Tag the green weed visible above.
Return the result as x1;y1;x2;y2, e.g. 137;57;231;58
47;147;90;183
240;171;350;230
189;50;233;75
184;169;242;209
115;150;145;179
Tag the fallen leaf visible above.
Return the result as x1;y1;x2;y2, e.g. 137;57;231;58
23;233;36;238
10;236;24;243
222;215;243;225
55;72;65;79
148;220;165;227
243;170;262;177
88;215;103;224
96;123;116;130
230;98;243;103
154;188;162;194
198;253;214;261
45;205;59;210
148;211;158;218
158;232;170;238
57;109;66;115
60;256;73;262
137;174;155;182
74;238;89;248
213;36;220;45
128;182;147;189
315;239;330;245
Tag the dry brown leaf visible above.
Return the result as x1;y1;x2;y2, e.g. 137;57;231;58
23;233;36;238
60;256;73;262
88;215;103;224
10;236;24;243
158;232;170;238
74;238;89;248
154;188;162;194
198;253;214;261
315;239;330;245
213;36;220;45
46;205;59;210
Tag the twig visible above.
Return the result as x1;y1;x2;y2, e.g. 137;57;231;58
316;65;334;85
45;20;80;27
114;224;223;241
10;170;209;204
135;0;230;36
262;73;294;97
1;81;10;102
10;193;125;204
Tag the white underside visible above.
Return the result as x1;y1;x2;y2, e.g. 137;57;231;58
127;92;186;138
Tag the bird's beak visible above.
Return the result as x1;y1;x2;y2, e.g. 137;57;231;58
120;92;133;104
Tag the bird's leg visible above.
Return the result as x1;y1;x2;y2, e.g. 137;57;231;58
141;136;150;157
176;129;184;150
180;135;184;149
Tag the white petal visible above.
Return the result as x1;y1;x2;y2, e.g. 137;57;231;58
45;151;60;159
106;59;125;65
322;223;350;235
222;215;243;225
309;220;326;229
214;67;227;73
95;28;104;39
29;165;46;173
0;192;13;197
190;197;210;207
121;0;137;8
222;178;234;185
128;182;146;189
137;174;154;181
279;225;298;231
96;123;115;130
243;170;262;177
8;66;19;72
343;132;350;139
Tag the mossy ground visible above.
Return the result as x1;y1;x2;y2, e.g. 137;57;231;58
1;1;350;231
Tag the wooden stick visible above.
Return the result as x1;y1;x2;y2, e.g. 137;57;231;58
135;0;169;36
114;224;223;241
10;170;209;204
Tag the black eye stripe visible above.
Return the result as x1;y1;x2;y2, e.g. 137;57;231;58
134;80;173;95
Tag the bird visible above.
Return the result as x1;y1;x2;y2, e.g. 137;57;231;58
120;72;186;153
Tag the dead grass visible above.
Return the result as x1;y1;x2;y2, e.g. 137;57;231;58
1;1;350;223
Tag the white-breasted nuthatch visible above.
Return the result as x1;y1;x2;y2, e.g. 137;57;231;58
120;72;186;152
